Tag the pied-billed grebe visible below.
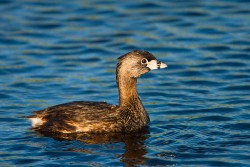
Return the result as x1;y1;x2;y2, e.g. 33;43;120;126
27;50;167;134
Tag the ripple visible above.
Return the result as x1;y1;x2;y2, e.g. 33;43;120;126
0;93;12;99
17;31;57;38
195;27;226;35
221;53;250;60
229;40;250;46
124;2;162;9
0;0;12;5
150;47;192;54
200;45;231;52
220;85;250;91
175;11;208;17
181;80;222;87
26;22;62;29
174;70;204;77
0;38;27;45
222;123;250;131
166;107;237;115
192;115;233;122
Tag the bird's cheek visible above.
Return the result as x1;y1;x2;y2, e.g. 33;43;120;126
140;68;150;76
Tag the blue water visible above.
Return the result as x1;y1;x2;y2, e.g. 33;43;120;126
1;0;250;166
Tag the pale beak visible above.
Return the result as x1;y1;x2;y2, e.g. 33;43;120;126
147;60;168;70
158;61;167;69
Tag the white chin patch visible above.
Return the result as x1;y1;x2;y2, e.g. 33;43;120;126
147;60;167;70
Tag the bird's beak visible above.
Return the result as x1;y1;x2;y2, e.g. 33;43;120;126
158;61;167;69
147;60;168;70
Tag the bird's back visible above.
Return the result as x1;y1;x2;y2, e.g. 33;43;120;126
27;101;123;134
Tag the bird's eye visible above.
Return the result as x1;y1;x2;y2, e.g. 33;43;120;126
141;58;148;65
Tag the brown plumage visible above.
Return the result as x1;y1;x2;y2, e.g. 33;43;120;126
27;50;167;134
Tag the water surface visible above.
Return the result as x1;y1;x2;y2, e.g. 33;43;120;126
0;0;250;166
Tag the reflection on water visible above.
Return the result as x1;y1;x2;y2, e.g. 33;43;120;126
1;0;250;166
37;129;150;166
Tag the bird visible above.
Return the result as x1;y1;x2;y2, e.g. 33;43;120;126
27;50;167;134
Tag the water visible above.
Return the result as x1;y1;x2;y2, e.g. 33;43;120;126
0;0;250;166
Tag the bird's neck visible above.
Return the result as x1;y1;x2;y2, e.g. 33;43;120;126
116;64;150;129
116;66;143;108
117;75;141;107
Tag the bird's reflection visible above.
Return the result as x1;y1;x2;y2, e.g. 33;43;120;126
37;128;149;166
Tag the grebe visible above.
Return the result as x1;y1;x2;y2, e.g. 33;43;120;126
27;50;167;134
